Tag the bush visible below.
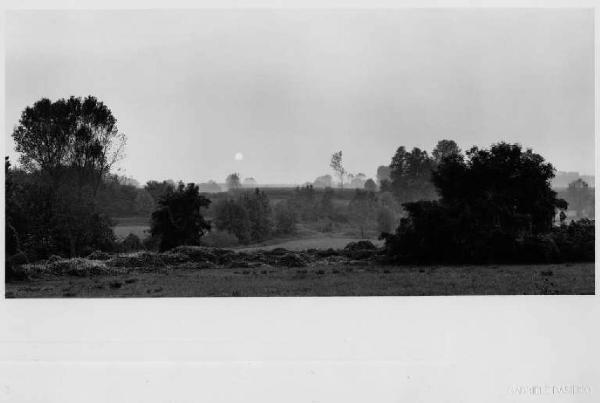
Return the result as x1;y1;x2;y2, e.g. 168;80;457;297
150;182;211;252
550;219;594;262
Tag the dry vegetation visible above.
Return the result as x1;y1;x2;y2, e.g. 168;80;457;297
6;244;594;297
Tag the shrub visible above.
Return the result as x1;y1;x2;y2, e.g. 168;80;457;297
150;182;211;252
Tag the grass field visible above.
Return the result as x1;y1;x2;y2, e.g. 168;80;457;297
6;262;594;298
112;216;150;240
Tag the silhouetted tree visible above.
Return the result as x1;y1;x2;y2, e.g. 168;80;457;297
384;142;570;263
10;96;125;257
150;183;211;252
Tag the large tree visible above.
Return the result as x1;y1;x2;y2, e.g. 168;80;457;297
10;96;126;257
384;142;568;263
13;96;126;192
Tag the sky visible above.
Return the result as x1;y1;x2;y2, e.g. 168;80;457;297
4;9;595;185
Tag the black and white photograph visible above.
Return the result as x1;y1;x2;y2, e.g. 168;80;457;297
4;7;595;297
1;3;599;403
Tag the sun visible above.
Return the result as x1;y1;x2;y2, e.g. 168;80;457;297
234;152;244;161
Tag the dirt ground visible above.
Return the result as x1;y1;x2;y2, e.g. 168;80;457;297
5;262;594;298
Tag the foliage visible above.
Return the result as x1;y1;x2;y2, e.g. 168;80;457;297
432;139;461;164
150;183;211;252
330;151;347;188
274;201;298;235
384;142;584;264
12;96;125;190
144;180;176;204
8;95;127;259
241;189;273;242
364;178;377;192
226;173;242;191
213;199;251;244
348;190;378;238
389;146;438;203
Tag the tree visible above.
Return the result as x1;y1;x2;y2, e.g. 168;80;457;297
150;183;211;252
389;146;437;203
432;139;461;164
384;142;568;263
10;96;126;257
241;189;273;242
226;173;242;191
330;151;347;189
145;180;176;204
364;178;377;192
432;143;561;234
13;96;126;192
213;199;251;244
273;201;297;235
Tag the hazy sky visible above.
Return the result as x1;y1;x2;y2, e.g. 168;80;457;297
5;9;594;184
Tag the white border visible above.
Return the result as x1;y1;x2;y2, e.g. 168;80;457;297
1;2;598;402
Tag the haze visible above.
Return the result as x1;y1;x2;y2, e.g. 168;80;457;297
5;9;594;185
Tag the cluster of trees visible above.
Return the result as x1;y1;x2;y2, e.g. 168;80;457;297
6;96;126;263
382;142;593;264
212;189;274;244
380;139;461;203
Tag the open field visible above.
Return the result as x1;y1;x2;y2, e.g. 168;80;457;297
6;257;594;298
112;216;150;240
